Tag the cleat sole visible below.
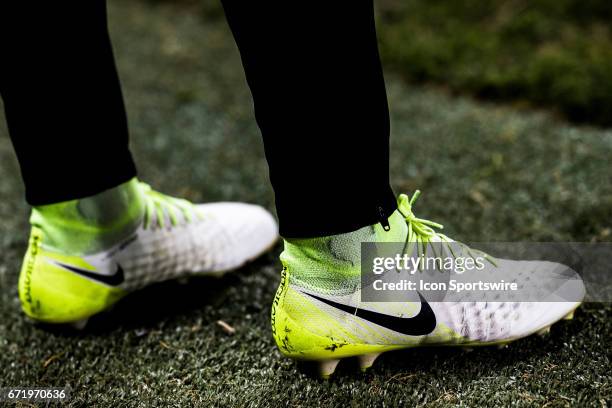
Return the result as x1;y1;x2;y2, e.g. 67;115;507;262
281;305;583;377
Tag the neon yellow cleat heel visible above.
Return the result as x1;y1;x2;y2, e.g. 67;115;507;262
18;228;126;324
271;268;404;363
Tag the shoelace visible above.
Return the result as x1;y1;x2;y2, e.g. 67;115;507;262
398;190;495;266
140;183;200;229
398;190;451;244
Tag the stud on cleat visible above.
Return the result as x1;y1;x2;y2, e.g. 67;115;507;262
563;311;574;320
357;353;381;372
208;270;227;279
70;318;89;331
537;326;551;337
497;343;509;350
318;359;340;379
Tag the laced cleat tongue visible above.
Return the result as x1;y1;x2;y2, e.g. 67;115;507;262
139;182;201;229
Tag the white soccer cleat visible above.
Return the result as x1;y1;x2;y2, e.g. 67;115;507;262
271;191;584;377
19;182;279;324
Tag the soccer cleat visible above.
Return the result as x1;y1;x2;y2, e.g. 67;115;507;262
271;191;584;377
19;181;278;325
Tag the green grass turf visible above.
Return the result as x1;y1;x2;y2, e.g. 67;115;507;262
376;0;612;126
0;1;610;406
155;0;612;126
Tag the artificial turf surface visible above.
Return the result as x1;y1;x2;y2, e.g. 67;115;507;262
0;1;610;406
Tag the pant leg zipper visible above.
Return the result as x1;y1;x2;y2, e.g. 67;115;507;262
378;206;390;231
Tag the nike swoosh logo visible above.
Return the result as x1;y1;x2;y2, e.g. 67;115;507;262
300;291;436;336
56;262;125;287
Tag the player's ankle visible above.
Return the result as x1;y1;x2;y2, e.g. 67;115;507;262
280;210;407;279
29;178;143;254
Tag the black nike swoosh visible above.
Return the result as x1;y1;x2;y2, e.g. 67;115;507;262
56;262;125;286
301;291;436;336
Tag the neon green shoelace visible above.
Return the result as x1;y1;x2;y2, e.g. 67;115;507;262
398;190;451;244
398;190;495;266
140;183;200;229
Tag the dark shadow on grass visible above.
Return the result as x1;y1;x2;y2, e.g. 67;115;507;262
89;274;238;331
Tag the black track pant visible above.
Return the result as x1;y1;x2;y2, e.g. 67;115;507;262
0;0;397;238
